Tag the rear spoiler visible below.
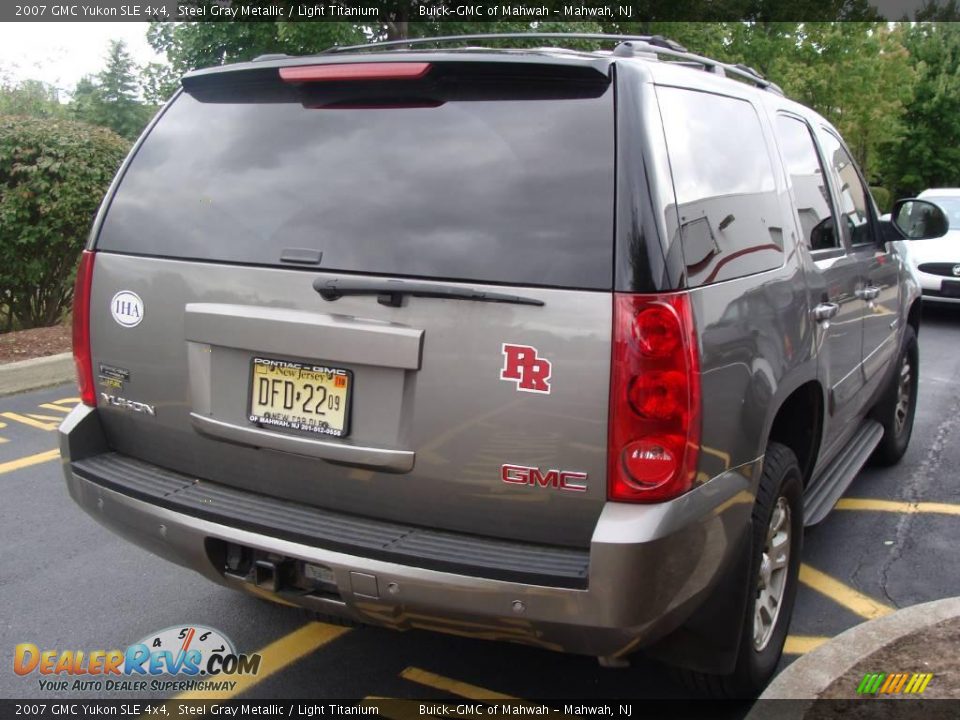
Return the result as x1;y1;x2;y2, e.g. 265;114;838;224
181;58;612;104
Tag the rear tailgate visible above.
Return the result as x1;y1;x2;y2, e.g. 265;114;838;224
88;58;615;548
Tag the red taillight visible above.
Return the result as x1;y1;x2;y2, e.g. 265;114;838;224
279;63;432;83
72;250;96;407
631;305;682;357
608;293;701;503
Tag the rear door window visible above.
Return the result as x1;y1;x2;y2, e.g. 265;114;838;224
775;114;841;252
818;130;875;247
96;72;615;290
657;86;784;287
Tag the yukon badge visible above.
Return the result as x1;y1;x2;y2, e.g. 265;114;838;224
502;464;587;493
100;393;156;416
500;343;551;394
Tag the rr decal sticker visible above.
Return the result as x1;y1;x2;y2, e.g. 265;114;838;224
500;344;552;394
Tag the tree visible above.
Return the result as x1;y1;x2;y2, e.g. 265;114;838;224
774;23;915;179
879;22;960;196
146;18;363;73
0;79;65;119
70;40;154;140
0;117;129;328
141;62;180;106
608;22;913;179
69;76;100;123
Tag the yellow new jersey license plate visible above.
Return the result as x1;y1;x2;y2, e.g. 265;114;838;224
249;357;352;438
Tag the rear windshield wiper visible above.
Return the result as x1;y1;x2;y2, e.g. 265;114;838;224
313;277;544;307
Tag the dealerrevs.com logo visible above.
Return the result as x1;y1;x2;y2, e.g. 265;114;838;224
14;625;262;693
857;671;934;695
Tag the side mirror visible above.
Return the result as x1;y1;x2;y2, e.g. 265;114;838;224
891;198;949;240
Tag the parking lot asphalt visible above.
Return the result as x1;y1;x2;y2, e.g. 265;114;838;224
2;305;959;702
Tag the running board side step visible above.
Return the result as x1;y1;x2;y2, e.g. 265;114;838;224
803;420;884;526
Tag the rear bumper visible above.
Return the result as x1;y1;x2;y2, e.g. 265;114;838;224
60;404;755;658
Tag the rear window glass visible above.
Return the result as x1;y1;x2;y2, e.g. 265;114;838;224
97;75;615;290
657;86;784;287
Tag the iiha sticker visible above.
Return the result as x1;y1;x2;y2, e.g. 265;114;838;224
110;291;144;328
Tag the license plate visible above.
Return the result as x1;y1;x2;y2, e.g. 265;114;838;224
248;357;352;438
942;280;960;298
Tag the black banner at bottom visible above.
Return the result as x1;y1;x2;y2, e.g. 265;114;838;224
3;699;960;720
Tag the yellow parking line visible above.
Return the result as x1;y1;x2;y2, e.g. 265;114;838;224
0;449;59;475
50;397;81;406
836;498;960;516
783;635;830;655
0;411;61;431
799;564;894;620
175;622;351;701
38;403;74;414
400;667;517;700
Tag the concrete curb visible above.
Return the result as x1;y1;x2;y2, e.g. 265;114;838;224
0;352;75;395
746;596;960;716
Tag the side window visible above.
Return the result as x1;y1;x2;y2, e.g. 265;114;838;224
775;115;839;252
657;86;784;287
819;131;873;246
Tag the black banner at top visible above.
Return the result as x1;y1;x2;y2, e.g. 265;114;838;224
0;0;953;23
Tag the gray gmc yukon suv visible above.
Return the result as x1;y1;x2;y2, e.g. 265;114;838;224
59;34;949;696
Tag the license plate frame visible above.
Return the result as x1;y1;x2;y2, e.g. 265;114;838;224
941;279;960;298
248;357;353;439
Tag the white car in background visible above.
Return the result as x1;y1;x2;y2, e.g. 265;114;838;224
906;188;960;305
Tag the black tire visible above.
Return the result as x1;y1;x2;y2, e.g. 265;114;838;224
677;443;803;698
871;325;918;466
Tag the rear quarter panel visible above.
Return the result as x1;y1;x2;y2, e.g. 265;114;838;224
640;73;821;483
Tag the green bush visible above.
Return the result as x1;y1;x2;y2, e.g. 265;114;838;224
870;186;892;213
0;116;128;329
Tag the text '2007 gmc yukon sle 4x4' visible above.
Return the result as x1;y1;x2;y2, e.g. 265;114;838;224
59;34;949;696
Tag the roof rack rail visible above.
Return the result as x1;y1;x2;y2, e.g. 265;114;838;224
320;32;783;95
733;63;765;80
611;39;783;94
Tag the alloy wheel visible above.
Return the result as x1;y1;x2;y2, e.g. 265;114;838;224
753;497;791;652
894;354;913;436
